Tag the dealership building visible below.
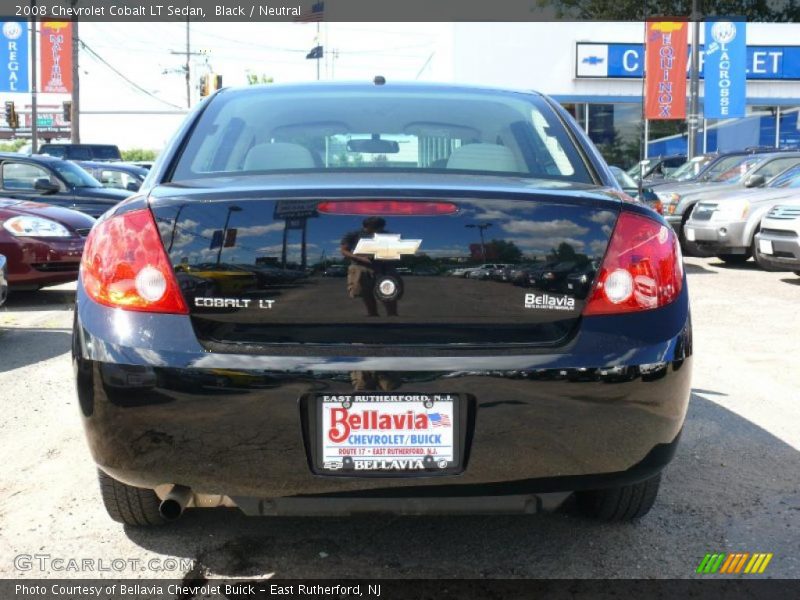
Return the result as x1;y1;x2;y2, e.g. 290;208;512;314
444;22;800;166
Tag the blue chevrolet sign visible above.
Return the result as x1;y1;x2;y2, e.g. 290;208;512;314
576;42;800;80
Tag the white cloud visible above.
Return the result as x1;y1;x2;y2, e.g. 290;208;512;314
502;219;589;237
201;222;284;239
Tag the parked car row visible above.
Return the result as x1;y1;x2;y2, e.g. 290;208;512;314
444;259;601;297
0;145;150;295
684;164;800;268
619;148;800;275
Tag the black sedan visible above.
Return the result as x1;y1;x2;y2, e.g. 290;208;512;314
0;153;130;218
73;82;691;526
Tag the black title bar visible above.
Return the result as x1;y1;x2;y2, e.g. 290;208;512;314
0;0;799;22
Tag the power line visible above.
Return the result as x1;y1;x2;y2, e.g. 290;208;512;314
79;41;184;109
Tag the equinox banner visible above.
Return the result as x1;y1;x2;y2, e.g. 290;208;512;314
704;20;747;119
40;21;72;93
644;21;688;120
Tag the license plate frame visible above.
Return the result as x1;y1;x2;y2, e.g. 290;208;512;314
308;393;466;476
758;238;773;255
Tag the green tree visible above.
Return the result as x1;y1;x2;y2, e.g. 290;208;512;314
246;73;274;85
121;148;158;161
488;239;523;263
0;139;28;152
539;0;798;21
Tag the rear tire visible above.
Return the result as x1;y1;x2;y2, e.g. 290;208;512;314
717;254;749;265
97;469;166;526
576;473;661;521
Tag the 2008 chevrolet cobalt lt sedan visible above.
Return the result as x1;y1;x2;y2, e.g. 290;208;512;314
73;82;691;526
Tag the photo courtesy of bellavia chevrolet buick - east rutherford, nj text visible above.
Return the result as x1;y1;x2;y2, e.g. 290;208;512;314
0;1;798;599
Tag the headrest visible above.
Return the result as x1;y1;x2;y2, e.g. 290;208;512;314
446;143;520;173
243;143;316;171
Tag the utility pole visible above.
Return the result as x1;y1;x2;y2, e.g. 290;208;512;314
687;0;701;159
169;20;205;107
30;7;38;153
185;18;191;107
466;223;492;262
71;5;80;143
316;22;321;80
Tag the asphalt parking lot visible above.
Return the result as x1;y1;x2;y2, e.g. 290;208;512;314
1;257;798;580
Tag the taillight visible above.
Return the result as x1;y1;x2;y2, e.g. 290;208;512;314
653;199;664;215
583;211;683;316
317;200;458;216
80;208;188;314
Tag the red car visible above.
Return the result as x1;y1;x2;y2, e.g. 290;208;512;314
0;199;95;291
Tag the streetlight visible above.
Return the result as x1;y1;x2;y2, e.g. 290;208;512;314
216;205;242;265
466;223;492;262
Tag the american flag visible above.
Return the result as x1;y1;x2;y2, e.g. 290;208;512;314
428;412;451;428
295;1;325;22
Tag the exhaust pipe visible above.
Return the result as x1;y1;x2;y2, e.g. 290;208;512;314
159;485;192;521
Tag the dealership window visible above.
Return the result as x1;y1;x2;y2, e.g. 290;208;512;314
561;101;796;168
779;107;800;148
561;103;587;132
585;103;643;168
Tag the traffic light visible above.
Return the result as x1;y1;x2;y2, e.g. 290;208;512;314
4;101;18;129
62;100;72;122
199;74;210;97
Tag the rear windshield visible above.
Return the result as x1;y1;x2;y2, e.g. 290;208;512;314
90;146;122;159
170;88;594;184
40;145;120;161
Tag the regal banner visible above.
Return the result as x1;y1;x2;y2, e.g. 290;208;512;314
644;21;688;120
0;21;29;92
40;21;72;93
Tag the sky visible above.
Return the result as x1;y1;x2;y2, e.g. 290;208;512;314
71;22;451;149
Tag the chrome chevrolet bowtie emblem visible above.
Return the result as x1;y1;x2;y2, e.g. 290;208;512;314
353;233;422;260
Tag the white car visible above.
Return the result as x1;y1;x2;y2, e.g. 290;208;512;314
450;263;509;278
753;200;800;277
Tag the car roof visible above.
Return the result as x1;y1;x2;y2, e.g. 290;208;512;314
0;152;64;163
218;80;545;98
40;143;118;148
76;160;146;172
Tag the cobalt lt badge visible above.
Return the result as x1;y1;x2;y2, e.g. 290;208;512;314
375;274;403;301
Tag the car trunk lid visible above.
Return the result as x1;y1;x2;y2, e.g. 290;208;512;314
149;182;619;349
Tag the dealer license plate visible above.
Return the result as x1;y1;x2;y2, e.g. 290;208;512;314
319;393;456;473
685;227;696;241
758;239;773;255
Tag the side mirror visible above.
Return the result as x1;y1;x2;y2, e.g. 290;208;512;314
126;181;140;192
33;178;59;193
744;174;766;188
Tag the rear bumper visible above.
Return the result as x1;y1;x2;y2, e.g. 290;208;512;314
754;230;800;270
73;283;692;500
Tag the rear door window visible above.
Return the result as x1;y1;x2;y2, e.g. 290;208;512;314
1;162;55;190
